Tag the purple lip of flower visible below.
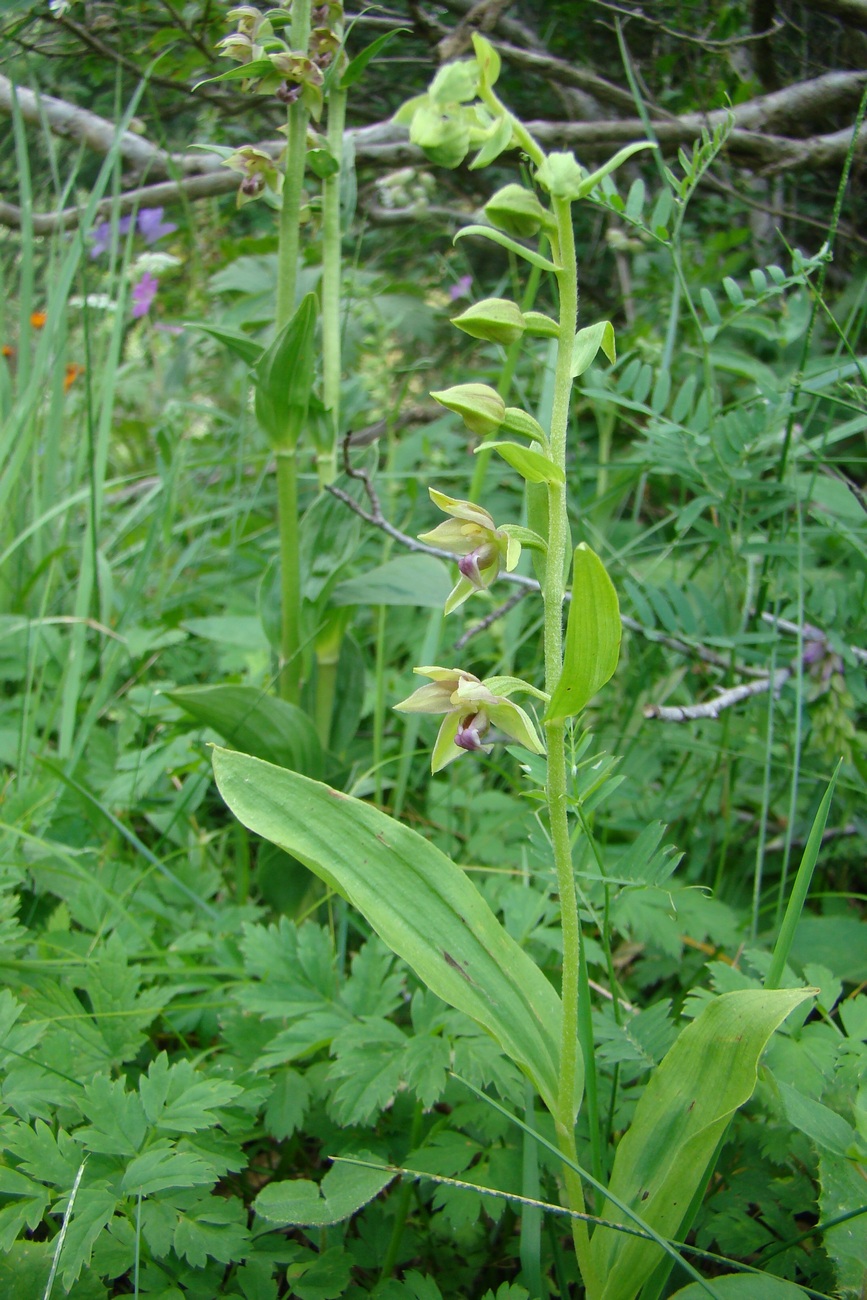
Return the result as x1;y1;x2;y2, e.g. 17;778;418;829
449;274;473;302
454;711;488;751
131;271;159;319
89;215;133;259
137;206;178;245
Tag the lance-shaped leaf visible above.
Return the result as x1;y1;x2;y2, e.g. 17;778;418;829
455;225;557;273
546;545;621;722
212;748;566;1116
166;685;323;778
572;321;616;378
590;988;814;1300
254;292;317;450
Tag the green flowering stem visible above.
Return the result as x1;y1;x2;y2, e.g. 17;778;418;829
277;449;302;703
273;0;311;703
543;192;595;1285
319;78;346;488
276;0;312;327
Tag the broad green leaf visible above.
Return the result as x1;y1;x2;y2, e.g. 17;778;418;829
212;749;566;1115
454;225;558;273
330;555;452;608
571;321;616;378
254;292;317;449
671;1277;809;1299
589;988;814;1300
183;321;263;365
181;615;269;652
476;440;564;485
341;28;410;89
819;1150;867;1295
167;684;323;779
546;545;621;722
255;1151;396;1226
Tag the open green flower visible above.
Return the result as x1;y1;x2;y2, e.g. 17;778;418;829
394;666;544;772
419;489;520;614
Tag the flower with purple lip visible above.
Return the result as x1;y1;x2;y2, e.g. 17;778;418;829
137;207;178;245
449;274;473;301
131;271;159;318
394;666;544;772
418;488;521;614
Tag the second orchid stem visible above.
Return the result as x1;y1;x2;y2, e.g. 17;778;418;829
545;193;595;1286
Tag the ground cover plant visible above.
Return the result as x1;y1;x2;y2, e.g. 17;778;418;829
0;2;865;1297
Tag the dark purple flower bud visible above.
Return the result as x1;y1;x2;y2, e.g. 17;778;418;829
275;80;302;104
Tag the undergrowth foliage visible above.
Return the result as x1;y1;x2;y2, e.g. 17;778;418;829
0;2;864;1298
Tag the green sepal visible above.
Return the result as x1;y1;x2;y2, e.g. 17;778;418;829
475;440;564;486
484;183;551;238
254;292;318;450
430;382;505;436
455;225;557;272
545;544;621;721
572;321;616;378
451;297;525;345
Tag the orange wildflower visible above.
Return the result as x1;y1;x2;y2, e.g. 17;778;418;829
30;311;47;329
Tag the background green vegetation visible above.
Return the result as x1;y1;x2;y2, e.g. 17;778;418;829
0;2;864;1296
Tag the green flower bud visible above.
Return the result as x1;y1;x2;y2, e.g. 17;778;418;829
535;150;586;200
429;59;480;107
451;297;526;346
410;105;470;169
430;383;505;437
484;184;550;238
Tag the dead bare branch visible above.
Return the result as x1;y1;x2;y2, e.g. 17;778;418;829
643;669;793;722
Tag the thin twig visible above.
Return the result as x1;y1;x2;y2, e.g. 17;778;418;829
643;668;793;722
454;588;529;649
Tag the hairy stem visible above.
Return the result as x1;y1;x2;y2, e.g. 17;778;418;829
544;193;594;1285
276;449;302;703
320;81;346;487
274;0;311;699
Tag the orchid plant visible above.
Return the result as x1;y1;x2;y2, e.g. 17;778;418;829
214;32;816;1300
